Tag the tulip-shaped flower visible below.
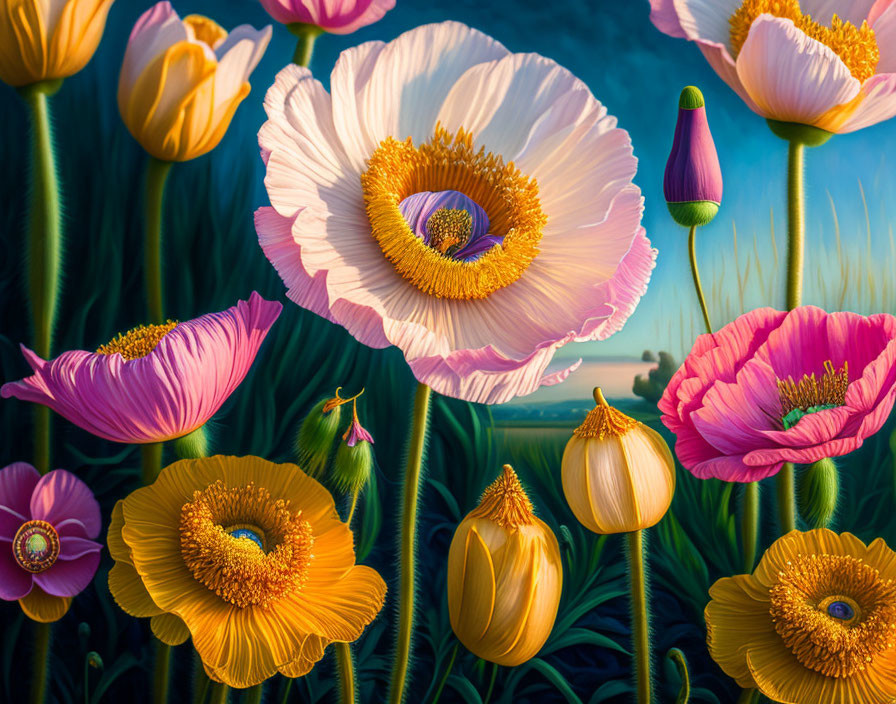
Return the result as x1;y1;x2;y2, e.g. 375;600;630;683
562;389;675;534
0;463;102;623
0;0;114;87
1;293;281;444
664;86;723;229
119;2;271;163
447;465;562;666
259;0;395;35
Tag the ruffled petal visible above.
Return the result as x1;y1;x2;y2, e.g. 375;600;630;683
0;462;39;537
35;550;101;598
669;0;740;45
151;613;191;645
752;529;868;587
259;0;394;34
648;0;688;37
0;547;33;600
836;73;896;132
871;1;896;72
18;584;71;623
30;470;101;538
108;561;164;617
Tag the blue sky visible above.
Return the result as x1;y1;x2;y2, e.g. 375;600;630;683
80;0;896;363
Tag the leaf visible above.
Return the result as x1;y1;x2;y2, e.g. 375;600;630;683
588;680;633;704
90;653;140;704
446;674;483;704
429;479;462;523
541;628;630;656
526;659;583;704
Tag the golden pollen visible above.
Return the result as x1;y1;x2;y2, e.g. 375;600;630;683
769;553;896;678
179;481;314;608
427;208;473;255
574;390;638;440
469;465;536;528
361;125;546;300
97;321;177;360
730;0;879;83
13;520;60;573
777;360;848;428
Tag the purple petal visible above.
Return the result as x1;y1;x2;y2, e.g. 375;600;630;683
455;234;505;261
344;419;374;447
35;551;101;598
58;535;103;561
397;190;489;245
663;105;722;204
0;463;40;538
0;547;33;600
31;471;101;539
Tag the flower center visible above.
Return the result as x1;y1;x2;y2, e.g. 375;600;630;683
777;360;848;429
13;520;60;573
729;0;879;82
769;553;896;677
361;125;546;299
97;321;177;360
179;481;314;608
468;465;535;528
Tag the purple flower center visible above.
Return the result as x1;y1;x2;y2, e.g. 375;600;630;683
397;190;503;262
13;519;60;573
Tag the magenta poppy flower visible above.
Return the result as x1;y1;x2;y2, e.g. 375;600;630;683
259;0;394;34
658;306;896;482
0;463;102;620
1;293;282;444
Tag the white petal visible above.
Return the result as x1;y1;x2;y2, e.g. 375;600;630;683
671;0;741;46
838;73;896;132
213;25;271;110
121;2;187;92
800;0;876;25
735;15;860;125
872;1;896;73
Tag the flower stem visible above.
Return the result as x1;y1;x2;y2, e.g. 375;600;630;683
191;652;210;704
347;489;360;526
245;684;263;704
687;224;712;334
430;643;459;704
152;642;170;704
741;481;759;572
142;442;163;485
336;643;356;704
737;688;760;704
777;461;796;534
387;382;433;704
30;623;51;704
482;662;498;704
627;530;652;704
144;157;173;324
210;683;229;704
278;678;293;704
289;24;324;67
23;85;62;474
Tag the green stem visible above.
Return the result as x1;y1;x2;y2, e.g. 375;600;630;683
144;157;173;324
335;642;356;704
627;530;651;704
737;689;759;704
666;649;690;704
741;481;759;573
23;85;62;474
192;652;210;704
346;489;360;526
152;642;171;704
210;683;229;704
387;383;433;704
482;662;498;704
142;442;163;485
245;684;263;704
429;643;458;704
30;623;51;704
785;141;804;311
777;462;796;534
278;678;293;704
289;24;324;67
687;225;712;335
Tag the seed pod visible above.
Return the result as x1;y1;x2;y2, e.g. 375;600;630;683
447;465;562;666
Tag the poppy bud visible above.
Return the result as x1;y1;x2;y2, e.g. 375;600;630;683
562;389;675;534
332;414;374;495
664;86;723;228
447;465;562;666
295;397;343;478
797;457;839;529
173;425;210;459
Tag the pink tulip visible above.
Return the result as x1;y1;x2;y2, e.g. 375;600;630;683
259;0;395;34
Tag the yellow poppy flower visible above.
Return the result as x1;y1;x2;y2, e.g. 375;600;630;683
107;455;386;688
0;0;114;88
706;529;896;704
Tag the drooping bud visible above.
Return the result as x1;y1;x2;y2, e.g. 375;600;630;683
332;413;374;495
447;465;562;666
562;388;675;534
664;86;723;228
797;457;839;529
294;395;344;478
174;425;210;459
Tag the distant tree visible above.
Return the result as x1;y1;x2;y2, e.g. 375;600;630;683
641;350;657;362
633;351;678;404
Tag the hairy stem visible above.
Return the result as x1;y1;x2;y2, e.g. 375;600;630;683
151;642;170;704
144;157;172;324
142;442;163;485
387;383;433;704
290;24;323;67
687;224;712;335
777;461;796;534
336;642;356;704
627;530;652;704
741;481;759;572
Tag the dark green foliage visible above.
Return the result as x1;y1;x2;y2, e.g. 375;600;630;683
633;351;678;404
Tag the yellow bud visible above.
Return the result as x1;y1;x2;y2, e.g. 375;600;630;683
447;465;562;666
0;0;114;88
561;389;675;534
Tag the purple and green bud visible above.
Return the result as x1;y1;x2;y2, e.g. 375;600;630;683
295;397;343;478
664;86;723;228
332;416;374;494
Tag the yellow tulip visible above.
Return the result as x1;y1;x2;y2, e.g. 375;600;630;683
0;0;114;87
562;388;675;534
447;465;562;666
118;1;271;162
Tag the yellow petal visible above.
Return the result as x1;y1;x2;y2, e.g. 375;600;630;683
865;536;896;581
106;500;132;564
183;15;227;49
753;529;868;587
46;0;112;80
277;633;329;678
0;0;47;86
705;575;774;688
19;584;71;623
108;561;164;618
448;524;497;647
151;613;191;646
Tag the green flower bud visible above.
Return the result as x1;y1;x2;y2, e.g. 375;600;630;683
798;457;839;529
87;652;104;670
332;436;373;495
295;398;342;478
174;425;210;459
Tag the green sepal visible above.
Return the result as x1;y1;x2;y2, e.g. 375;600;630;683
173;425;210;459
667;200;719;228
797;457;839;529
766;119;833;147
332;440;373;494
295;398;342;478
17;79;63;99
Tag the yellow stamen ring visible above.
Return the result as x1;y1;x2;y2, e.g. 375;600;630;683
769;553;896;678
97;321;177;360
13;520;60;573
179;481;314;608
730;0;879;83
361;126;547;300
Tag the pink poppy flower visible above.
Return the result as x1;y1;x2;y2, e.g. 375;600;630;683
1;293;282;444
649;0;896;133
0;463;102;622
658;306;896;482
256;22;655;404
258;0;394;34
